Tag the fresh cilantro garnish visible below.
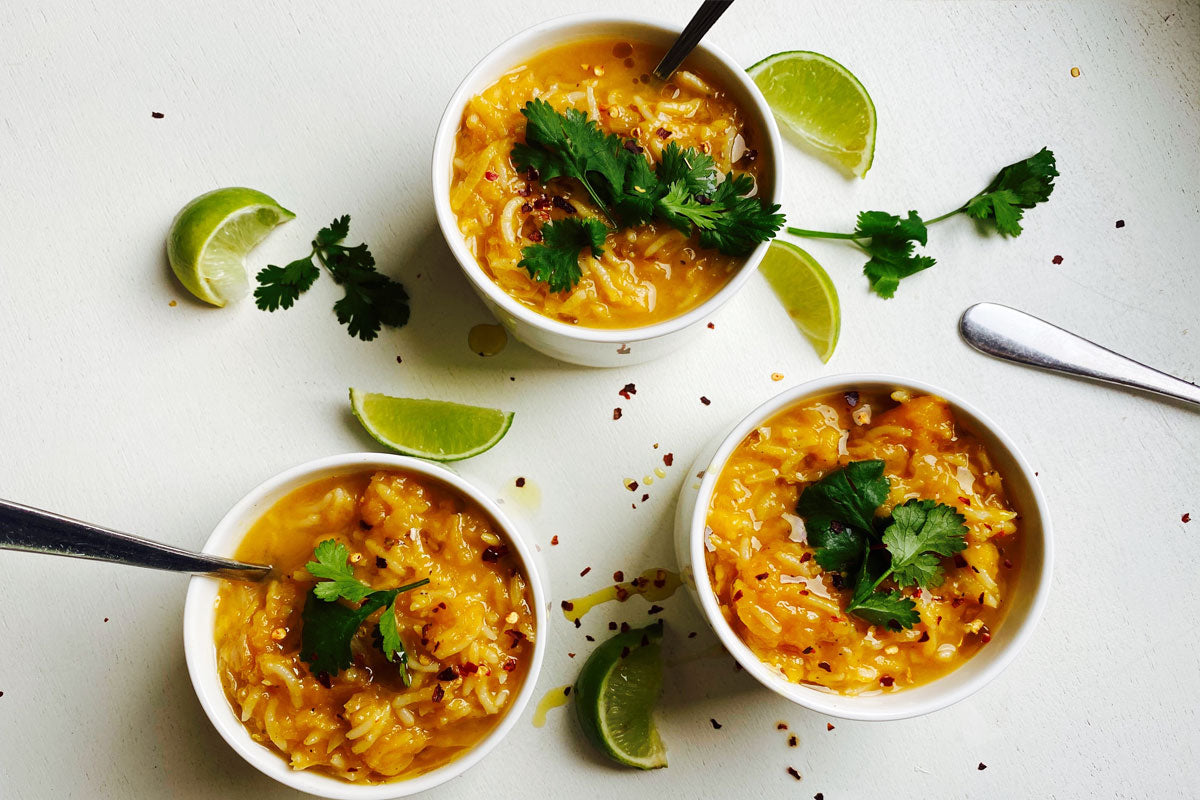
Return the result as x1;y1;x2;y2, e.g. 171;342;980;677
299;538;429;682
518;217;608;292
795;462;968;630
511;101;784;291
254;215;410;341
787;148;1057;297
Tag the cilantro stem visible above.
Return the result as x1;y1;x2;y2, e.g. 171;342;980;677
921;206;967;226
785;227;863;240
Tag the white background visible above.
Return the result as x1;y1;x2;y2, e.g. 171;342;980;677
1;1;1197;798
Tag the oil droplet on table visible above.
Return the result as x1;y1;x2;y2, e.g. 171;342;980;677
503;476;542;513
561;568;683;624
532;684;572;727
468;323;507;356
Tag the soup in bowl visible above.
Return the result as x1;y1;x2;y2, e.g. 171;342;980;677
673;375;1052;720
433;14;784;366
184;454;547;798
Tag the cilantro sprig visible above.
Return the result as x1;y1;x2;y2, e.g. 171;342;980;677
797;460;968;630
255;216;410;341
299;539;429;683
512;99;784;292
787;148;1058;297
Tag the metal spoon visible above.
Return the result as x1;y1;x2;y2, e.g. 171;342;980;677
959;302;1200;408
0;498;272;580
653;0;735;81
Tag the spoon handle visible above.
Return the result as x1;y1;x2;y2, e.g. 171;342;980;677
653;0;735;81
0;498;272;580
960;302;1200;408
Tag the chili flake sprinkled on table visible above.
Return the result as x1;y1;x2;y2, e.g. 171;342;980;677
978;762;988;770
787;767;801;780
1115;219;1125;228
700;396;711;405
709;718;722;730
1183;513;1191;523
613;408;622;420
1052;254;1063;264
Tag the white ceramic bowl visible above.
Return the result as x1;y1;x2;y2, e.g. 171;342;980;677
431;13;784;367
183;454;548;799
673;374;1052;720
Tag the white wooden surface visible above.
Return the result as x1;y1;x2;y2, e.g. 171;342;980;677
1;1;1198;797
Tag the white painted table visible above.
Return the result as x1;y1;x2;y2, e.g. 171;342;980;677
1;1;1197;797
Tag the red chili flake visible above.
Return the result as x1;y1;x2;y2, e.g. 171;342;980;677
620;621;630;633
978;592;985;604
653;573;666;589
786;767;801;780
829;573;845;590
800;552;812;563
620;646;630;659
515;476;526;488
315;671;332;689
980;625;992;644
710;718;722;730
740;148;758;163
103;617;109;623
978;762;988;771
1115;219;1125;228
826;723;835;731
627;481;639;492
613;408;623;420
829;616;840;622
802;646;814;654
482;545;508;562
561;600;575;612
816;793;825;800
432;684;445;702
777;722;788;730
586;634;595;641
648;604;663;615
395;355;403;364
1003;558;1014;569
660;453;673;468
756;572;769;580
1051;254;1064;264
527;228;543;243
958;496;972;507
519;202;532;214
788;734;798;747
580;566;592;577
913;588;922;598
732;590;744;601
817;662;831;672
608;621;618;631
573;618;581;628
567;652;576;658
503;658;518;672
918;631;930;642
640;493;649;502
799;589;809;596
656;127;672;139
551;535;559;545
436;667;457;681
383;537;396;548
618;382;637;399
359;520;371;530
517;186;532;197
700;396;711;405
688;631;697;638
151;111;164;118
844;391;859;408
375;556;388;569
552;195;577;213
954;554;968;569
1183;513;1191;523
526;168;540;181
706;322;715;329
505;629;526;648
563;686;571;696
880;675;895;687
622;140;645;154
484;170;498;181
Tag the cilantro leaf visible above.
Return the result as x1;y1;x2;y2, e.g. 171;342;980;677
656;142;717;196
796;460;890;536
965;148;1058;236
254;256;320;312
844;549;921;629
300;588;391;675
518;217;608;292
695;174;786;256
612;153;661;227
656;180;723;233
853;210;937;299
882;499;968;589
378;599;410;685
316;215;350;247
305;539;372;602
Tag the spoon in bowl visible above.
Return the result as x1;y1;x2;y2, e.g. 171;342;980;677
0;498;272;580
653;0;735;81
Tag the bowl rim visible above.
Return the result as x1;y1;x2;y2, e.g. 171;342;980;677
684;373;1054;721
430;11;785;344
182;453;548;799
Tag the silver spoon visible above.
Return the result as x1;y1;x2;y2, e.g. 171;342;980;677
959;302;1200;408
0;498;272;580
653;0;735;81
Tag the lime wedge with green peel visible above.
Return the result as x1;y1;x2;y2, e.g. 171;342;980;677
349;390;514;461
574;620;666;770
167;187;295;306
748;51;877;178
759;240;841;363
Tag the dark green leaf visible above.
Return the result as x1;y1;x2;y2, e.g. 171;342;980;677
517;217;609;292
882;499;968;589
853;210;937;299
796;460;890;535
305;539;372;602
254;256;319;311
300;590;391;675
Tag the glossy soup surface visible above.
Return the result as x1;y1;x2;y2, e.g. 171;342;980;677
451;37;767;329
214;470;535;783
704;391;1022;694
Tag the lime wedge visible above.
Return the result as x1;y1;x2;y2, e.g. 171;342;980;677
349;390;514;461
759;240;840;363
748;51;877;178
574;620;666;770
166;187;295;306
